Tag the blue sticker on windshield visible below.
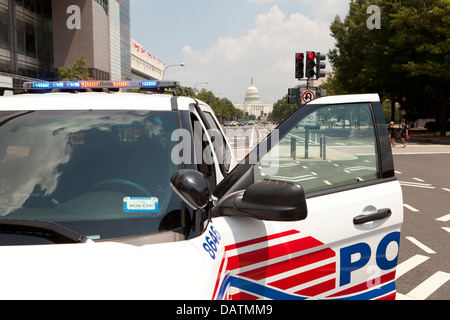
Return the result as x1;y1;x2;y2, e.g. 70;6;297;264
123;197;159;213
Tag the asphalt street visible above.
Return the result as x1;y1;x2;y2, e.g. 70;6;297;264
392;143;450;300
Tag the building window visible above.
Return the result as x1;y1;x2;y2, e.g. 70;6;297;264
0;9;8;49
95;0;108;14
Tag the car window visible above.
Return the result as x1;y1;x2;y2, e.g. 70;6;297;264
203;112;232;174
0;110;183;240
190;113;217;188
254;103;379;194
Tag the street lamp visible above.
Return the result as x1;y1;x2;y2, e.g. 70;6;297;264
162;63;185;79
194;81;210;90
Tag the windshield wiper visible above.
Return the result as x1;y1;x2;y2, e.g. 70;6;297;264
0;220;89;244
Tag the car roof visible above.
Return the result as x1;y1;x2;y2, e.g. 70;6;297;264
0;92;210;112
309;93;380;105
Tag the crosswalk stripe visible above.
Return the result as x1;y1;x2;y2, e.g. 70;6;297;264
403;204;419;212
406;271;450;300
396;293;418;300
442;227;450;234
399;181;435;189
405;237;436;254
436;213;450;222
396;254;430;279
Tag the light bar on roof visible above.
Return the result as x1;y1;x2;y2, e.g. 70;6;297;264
23;80;181;92
31;82;51;89
81;81;101;87
140;81;158;88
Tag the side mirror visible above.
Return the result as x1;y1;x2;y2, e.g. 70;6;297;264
170;169;211;210
170;169;308;222
217;179;308;221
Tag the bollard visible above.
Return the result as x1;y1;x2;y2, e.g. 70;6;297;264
291;137;296;160
305;128;309;159
320;135;323;158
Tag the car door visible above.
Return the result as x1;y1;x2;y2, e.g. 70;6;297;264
204;94;403;300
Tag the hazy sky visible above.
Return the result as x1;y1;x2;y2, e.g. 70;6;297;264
130;0;351;104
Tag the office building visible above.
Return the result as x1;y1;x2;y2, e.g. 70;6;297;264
0;0;161;92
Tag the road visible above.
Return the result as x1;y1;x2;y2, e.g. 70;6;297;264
224;124;274;161
225;125;450;300
392;143;450;300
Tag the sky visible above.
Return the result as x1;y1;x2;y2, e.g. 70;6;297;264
130;0;351;105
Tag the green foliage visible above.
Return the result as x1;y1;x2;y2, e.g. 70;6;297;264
389;0;450;79
268;95;299;122
325;0;449;134
193;88;243;121
57;57;90;81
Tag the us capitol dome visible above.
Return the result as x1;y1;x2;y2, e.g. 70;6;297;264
234;79;273;118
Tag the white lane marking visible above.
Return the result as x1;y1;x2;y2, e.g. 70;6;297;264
403;204;420;212
407;271;450;300
436;214;450;222
442;227;450;234
399;181;435;189
396;293;418;300
396;254;430;279
405;237;436;254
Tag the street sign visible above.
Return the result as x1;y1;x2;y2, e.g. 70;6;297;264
302;90;315;103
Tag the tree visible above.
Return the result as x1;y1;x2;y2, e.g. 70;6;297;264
326;0;449;135
193;88;243;121
389;0;450;136
328;0;403;97
269;95;298;122
57;57;90;81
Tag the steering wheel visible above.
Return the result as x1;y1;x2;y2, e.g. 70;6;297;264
88;178;151;197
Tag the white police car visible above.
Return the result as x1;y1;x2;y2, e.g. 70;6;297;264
0;81;402;300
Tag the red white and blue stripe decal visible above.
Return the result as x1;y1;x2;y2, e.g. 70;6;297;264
212;230;396;300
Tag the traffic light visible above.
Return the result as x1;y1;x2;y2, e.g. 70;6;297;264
315;52;326;79
287;87;300;104
295;53;304;79
305;51;316;78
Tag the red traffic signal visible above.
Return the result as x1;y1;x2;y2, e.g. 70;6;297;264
295;53;305;79
305;51;316;78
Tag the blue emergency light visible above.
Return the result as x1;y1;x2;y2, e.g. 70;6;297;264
141;81;158;88
31;82;51;89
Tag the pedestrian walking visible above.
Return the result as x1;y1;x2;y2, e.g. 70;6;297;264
389;121;396;147
400;120;409;148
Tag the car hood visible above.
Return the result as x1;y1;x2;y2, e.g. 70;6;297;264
0;240;209;300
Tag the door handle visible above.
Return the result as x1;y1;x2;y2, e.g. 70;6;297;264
353;208;392;225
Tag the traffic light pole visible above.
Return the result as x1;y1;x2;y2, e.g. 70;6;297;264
290;51;327;106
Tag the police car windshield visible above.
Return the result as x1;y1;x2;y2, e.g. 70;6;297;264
0;110;181;242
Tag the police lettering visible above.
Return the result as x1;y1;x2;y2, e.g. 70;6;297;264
340;232;400;286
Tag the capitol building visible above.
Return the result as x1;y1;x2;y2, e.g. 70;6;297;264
234;79;273;118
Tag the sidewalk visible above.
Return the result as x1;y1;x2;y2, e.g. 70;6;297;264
408;131;450;145
392;131;450;155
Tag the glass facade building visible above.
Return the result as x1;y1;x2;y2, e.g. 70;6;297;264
0;0;131;87
119;0;131;80
0;0;54;84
